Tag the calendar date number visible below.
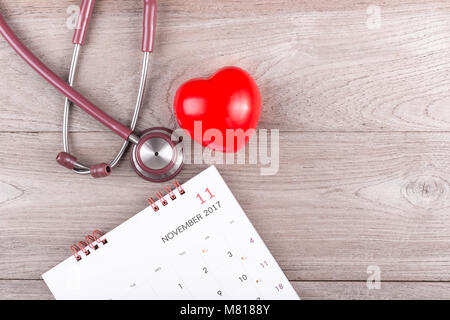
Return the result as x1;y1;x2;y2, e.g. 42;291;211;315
197;187;215;205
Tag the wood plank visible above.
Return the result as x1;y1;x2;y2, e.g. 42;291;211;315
1;280;450;300
294;281;450;300
0;280;53;300
1;131;449;281
1;1;450;132
0;0;436;14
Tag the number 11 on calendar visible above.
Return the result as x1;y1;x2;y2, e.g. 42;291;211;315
197;188;215;205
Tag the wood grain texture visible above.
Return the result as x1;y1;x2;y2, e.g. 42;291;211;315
296;281;450;300
1;0;450;300
1;1;450;132
1;132;450;283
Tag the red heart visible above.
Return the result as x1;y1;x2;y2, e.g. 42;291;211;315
174;67;261;153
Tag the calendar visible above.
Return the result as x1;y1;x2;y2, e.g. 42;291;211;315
43;166;300;300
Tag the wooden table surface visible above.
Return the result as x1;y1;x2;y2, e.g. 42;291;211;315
1;0;450;300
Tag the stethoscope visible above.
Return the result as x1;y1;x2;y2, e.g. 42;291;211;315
0;0;184;183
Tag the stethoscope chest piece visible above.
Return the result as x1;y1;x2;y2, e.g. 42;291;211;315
131;127;184;182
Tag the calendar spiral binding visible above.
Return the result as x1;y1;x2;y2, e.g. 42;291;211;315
147;180;185;212
70;230;108;262
69;181;185;261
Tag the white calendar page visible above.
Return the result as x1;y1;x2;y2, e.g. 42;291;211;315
43;166;300;300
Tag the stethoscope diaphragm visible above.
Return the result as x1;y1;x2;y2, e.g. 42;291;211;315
130;128;184;183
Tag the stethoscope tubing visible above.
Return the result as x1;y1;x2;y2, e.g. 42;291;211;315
0;1;185;182
63;45;151;175
0;0;157;143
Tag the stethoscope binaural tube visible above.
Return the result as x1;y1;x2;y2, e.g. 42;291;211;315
0;0;184;183
62;0;153;177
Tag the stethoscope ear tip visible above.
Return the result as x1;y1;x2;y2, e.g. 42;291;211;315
56;152;78;170
90;163;112;178
57;152;112;178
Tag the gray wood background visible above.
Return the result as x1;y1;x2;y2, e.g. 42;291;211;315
1;0;450;300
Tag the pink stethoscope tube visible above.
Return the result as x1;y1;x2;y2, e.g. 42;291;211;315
73;0;156;51
0;0;157;142
72;0;96;46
